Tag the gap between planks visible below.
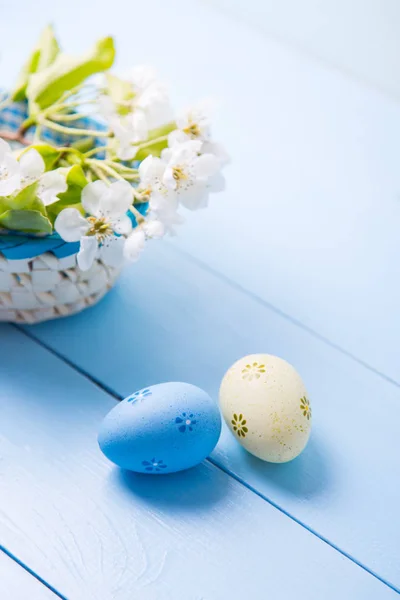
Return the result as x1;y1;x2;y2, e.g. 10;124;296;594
0;546;67;600
165;242;400;389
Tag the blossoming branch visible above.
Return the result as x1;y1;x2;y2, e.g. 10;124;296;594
0;26;228;271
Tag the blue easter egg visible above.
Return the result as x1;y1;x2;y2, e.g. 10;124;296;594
98;382;221;474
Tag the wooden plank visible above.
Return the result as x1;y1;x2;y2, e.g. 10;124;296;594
0;550;58;600
0;325;397;600
26;243;400;591
0;0;398;380
162;1;400;382
203;0;400;100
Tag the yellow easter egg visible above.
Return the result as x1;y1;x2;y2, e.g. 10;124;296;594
219;354;311;463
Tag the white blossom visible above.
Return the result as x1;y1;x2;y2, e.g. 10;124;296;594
100;67;172;160
124;227;145;262
0;139;21;196
168;101;230;168
161;141;220;210
143;218;165;239
136;155;169;200
37;171;67;206
168;100;213;147
201;140;230;168
55;180;133;271
11;148;67;205
136;155;184;233
123;66;172;130
149;193;184;235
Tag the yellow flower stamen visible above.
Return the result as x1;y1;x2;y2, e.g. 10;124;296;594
183;122;201;138
172;166;188;182
86;216;113;243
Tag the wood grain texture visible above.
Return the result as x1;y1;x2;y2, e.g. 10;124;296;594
26;243;400;591
0;0;398;381
0;550;57;600
0;325;397;600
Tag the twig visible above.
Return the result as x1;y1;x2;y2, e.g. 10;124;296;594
0;130;30;146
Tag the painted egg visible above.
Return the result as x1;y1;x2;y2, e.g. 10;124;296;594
98;382;221;474
219;354;311;463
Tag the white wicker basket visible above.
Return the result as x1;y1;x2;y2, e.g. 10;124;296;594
0;249;120;324
0;100;123;324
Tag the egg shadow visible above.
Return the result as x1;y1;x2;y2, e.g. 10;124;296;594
110;459;231;513
234;431;333;499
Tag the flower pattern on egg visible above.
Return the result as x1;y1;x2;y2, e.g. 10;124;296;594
175;412;197;432
241;362;266;381
142;458;167;472
300;396;311;420
231;413;248;438
126;388;152;405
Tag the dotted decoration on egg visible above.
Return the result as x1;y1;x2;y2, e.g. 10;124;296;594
231;413;248;438
300;396;311;420
271;414;305;451
241;362;266;381
142;458;167;472
126;388;152;405
175;412;197;433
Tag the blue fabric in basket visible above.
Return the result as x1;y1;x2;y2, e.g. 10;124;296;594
0;98;107;146
0;99;146;260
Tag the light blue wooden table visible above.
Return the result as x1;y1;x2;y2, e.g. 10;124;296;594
0;1;399;598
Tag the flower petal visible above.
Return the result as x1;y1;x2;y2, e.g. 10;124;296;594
100;235;125;268
129;110;148;143
143;219;165;239
124;228;145;262
39;171;67;206
77;236;98;271
193;153;220;179
167;140;202;165
0;154;21;196
178;182;208;210
81;180;108;217
0;138;12;160
113;214;132;236
101;180;132;220
167;129;189;147
55;208;89;242
138;155;165;183
201;141;230;167
162;167;178;191
19;149;45;182
117;144;138;161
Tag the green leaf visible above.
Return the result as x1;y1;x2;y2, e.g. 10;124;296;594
12;48;41;102
52;165;88;207
27;36;116;113
20;143;61;171
66;164;88;188
70;137;95;154
105;73;134;115
36;25;60;72
5;182;39;210
135;121;176;161
47;201;84;224
0;210;52;234
11;25;60;102
46;165;87;223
